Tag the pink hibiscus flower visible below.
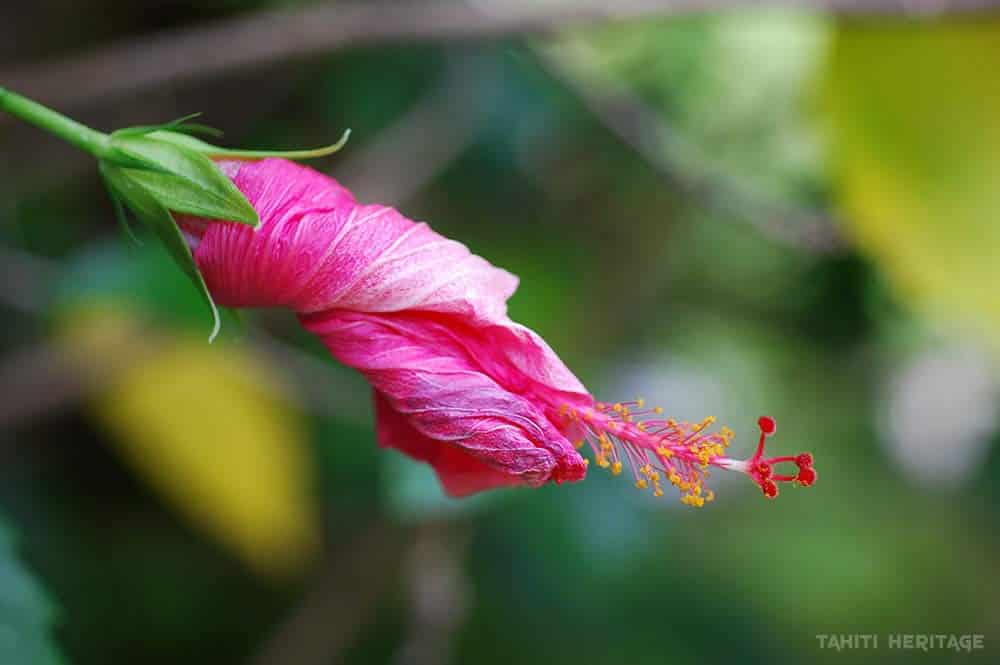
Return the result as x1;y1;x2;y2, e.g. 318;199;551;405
180;159;816;503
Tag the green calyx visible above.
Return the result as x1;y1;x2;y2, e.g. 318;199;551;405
0;89;350;341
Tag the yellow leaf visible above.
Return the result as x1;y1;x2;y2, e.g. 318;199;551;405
58;304;320;579
823;19;1000;346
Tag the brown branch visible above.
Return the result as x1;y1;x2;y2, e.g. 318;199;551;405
2;0;999;110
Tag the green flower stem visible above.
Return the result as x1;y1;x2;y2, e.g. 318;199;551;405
0;86;110;159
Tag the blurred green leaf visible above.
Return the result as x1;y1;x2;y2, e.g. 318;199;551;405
559;12;831;202
823;19;1000;351
0;516;66;665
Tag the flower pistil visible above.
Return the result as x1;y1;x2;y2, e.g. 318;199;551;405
559;404;816;506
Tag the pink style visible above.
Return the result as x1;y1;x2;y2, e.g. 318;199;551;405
179;158;815;504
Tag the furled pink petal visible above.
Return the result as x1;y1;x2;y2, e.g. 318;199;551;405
185;159;518;324
302;309;587;492
374;391;526;496
180;158;588;494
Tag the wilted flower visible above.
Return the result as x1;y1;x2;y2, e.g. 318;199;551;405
179;158;817;502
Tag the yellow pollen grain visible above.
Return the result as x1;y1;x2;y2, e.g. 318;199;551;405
611;461;623;476
635;479;648;490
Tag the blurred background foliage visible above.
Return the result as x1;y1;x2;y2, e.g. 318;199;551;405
2;1;1000;664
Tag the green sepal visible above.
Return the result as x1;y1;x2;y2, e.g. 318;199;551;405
112;166;258;226
107;135;259;227
111;112;222;139
101;163;222;342
106;185;142;246
147;128;351;161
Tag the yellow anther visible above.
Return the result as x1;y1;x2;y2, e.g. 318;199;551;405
654;406;663;414
635;479;648;490
692;485;702;497
611;461;623;476
705;490;715;502
613;403;623;413
636;398;645;408
573;439;585;449
597;456;610;469
656;446;674;459
637;422;646;432
582;458;590;467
